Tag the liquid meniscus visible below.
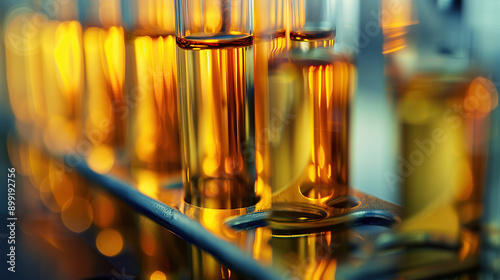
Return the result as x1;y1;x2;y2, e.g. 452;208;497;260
176;33;253;50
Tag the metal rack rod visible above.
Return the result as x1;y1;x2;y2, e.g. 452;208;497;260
64;155;281;280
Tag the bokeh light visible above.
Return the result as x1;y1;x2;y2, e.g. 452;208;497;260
150;270;167;280
96;228;123;257
61;196;93;233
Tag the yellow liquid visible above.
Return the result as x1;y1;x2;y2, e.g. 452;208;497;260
5;13;46;130
254;33;288;205
272;231;348;279
83;26;126;172
40;20;84;153
397;74;497;238
177;35;257;208
128;35;181;173
268;49;354;204
185;204;259;280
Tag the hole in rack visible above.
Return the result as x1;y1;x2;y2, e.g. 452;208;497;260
270;203;328;223
326;196;361;209
299;183;335;202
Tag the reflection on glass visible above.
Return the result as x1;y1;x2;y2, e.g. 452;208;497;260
381;0;418;55
268;49;355;210
272;231;348;279
183;203;268;280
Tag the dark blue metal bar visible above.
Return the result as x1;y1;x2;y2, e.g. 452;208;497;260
66;155;281;280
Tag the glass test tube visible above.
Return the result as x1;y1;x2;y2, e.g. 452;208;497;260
39;14;84;154
122;5;185;276
5;8;47;141
393;2;498;247
176;0;257;208
124;0;182;175
254;0;288;205
397;74;497;241
80;0;127;173
268;49;355;209
481;84;500;278
268;0;354;223
4;0;82;152
290;0;336;49
465;0;500;276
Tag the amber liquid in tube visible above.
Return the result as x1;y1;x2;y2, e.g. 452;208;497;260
398;75;496;240
269;50;354;206
254;31;287;207
83;26;127;171
40;21;84;153
177;35;257;209
127;35;181;173
5;12;47;137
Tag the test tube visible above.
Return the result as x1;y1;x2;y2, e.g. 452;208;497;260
397;75;494;234
267;0;354;226
4;8;47;141
290;0;336;49
268;49;355;218
254;0;288;206
80;0;126;172
38;10;84;154
123;0;182;175
175;0;257;208
394;1;498;246
465;0;500;276
3;0;82;152
481;86;500;278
